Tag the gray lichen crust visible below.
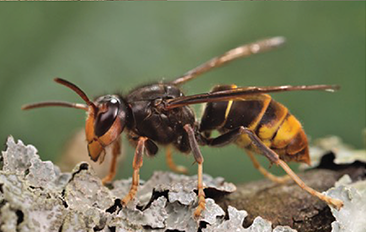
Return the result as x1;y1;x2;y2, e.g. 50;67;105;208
304;136;366;169
1;137;365;232
325;175;366;232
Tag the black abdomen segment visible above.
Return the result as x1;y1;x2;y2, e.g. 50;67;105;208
200;85;236;132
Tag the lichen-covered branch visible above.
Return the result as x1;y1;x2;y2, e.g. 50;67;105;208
217;167;364;232
0;137;365;232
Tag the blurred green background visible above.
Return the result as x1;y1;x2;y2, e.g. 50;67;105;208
0;2;364;183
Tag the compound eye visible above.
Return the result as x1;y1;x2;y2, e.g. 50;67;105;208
94;98;120;137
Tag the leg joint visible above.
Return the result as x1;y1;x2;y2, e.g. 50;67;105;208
239;126;279;163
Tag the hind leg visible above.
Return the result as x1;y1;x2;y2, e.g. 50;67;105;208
245;150;290;184
203;126;343;210
203;129;289;184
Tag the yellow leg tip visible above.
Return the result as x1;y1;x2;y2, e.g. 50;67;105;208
329;198;344;211
121;192;136;206
194;204;205;219
175;165;189;175
193;196;206;219
101;175;113;185
121;197;130;206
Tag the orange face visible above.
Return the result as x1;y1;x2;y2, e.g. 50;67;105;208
85;96;125;162
21;78;127;163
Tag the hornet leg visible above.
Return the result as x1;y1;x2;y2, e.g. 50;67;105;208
239;127;343;210
204;128;289;184
205;126;343;210
245;149;290;184
184;124;205;218
102;137;121;184
166;146;189;174
121;137;147;205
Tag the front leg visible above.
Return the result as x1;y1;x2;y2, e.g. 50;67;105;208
102;137;121;184
184;124;205;218
121;137;147;205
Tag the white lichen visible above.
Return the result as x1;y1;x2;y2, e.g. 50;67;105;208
203;206;297;232
1;136;365;232
325;175;366;232
305;136;366;169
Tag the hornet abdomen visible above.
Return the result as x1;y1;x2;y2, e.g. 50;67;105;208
200;85;310;164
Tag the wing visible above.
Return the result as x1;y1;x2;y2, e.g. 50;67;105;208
164;85;340;109
171;37;286;85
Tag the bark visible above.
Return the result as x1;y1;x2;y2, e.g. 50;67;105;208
214;159;366;232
